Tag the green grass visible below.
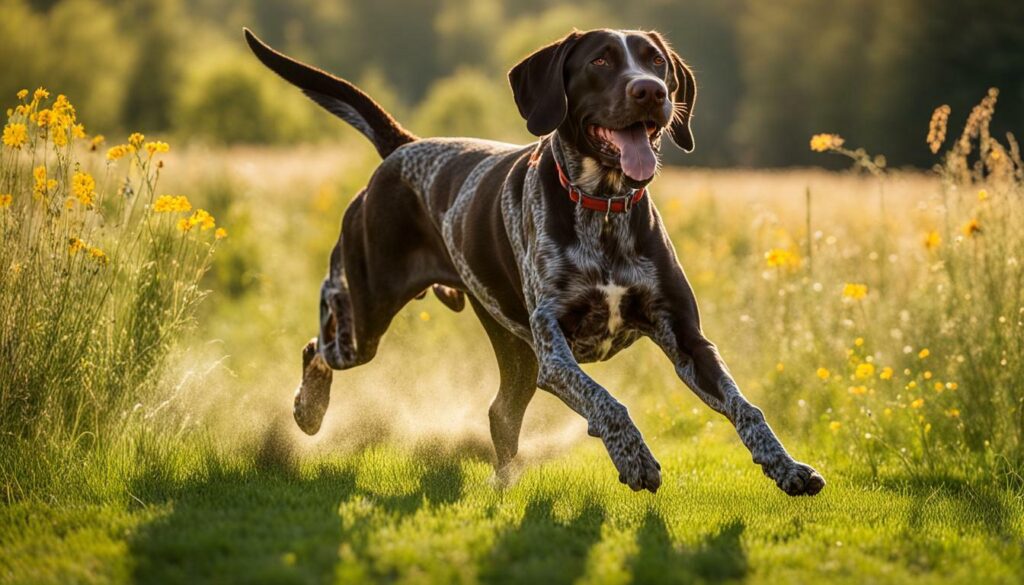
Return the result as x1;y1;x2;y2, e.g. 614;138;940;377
4;108;1024;583
2;435;1022;585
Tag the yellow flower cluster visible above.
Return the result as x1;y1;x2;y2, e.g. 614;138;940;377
107;144;131;161
107;133;160;162
2;123;27;149
153;195;193;213
764;248;799;269
154;195;223;237
841;282;868;300
67;237;107;265
4;88;89;150
32;93;81;147
177;208;216;232
145;141;170;157
32;166;57;200
854;363;875;379
810;133;844;152
70;172;95;207
961;218;981;238
0;193;12;208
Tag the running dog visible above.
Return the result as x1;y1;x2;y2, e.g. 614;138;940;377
244;27;825;495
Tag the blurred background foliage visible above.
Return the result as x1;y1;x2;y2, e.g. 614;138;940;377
3;0;1022;166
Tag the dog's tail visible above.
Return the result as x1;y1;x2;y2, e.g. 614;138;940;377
244;28;417;159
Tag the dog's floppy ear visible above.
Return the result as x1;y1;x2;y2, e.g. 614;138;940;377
508;31;582;136
647;31;697;153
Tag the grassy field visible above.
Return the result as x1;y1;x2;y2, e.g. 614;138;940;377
3;89;1024;583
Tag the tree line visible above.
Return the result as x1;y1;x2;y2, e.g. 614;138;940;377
4;0;1022;167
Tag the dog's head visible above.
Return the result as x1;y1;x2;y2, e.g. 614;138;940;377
509;29;696;189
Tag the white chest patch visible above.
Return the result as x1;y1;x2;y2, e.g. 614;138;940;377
597;283;629;334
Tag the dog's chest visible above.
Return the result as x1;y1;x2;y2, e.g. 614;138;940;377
549;226;658;362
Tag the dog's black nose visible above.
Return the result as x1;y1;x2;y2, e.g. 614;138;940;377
627;78;667;105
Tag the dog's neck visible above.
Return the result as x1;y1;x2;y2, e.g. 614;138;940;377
551;133;635;197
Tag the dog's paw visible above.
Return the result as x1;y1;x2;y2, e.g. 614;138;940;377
293;340;333;435
766;460;825;496
594;404;662;493
490;461;523;490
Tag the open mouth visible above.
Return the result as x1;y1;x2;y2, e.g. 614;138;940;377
586;121;661;182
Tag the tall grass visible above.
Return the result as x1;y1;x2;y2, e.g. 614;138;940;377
788;89;1024;480
0;89;223;447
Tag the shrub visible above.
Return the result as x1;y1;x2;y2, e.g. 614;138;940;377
173;49;327;144
412;68;527;143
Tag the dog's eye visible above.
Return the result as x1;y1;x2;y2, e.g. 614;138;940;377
591;57;607;66
653;55;665;66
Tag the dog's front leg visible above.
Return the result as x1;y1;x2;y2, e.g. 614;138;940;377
531;304;661;492
651;320;825;496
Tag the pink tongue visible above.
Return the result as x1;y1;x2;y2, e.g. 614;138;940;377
608;125;656;181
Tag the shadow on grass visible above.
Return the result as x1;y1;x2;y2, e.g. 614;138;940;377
127;425;467;584
884;475;1016;539
631;512;747;584
480;496;606;585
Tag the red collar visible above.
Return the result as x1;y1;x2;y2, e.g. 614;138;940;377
554;160;646;214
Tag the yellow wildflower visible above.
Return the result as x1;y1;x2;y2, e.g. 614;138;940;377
33;88;49;101
883;408;892;417
923;370;932;379
72;123;86;139
215;227;228;240
918;348;930;359
765;248;799;269
810;133;844;152
2;123;28;149
176;218;192;232
16;89;28;100
90;135;105;151
854;337;864;347
923;231;941;251
144;141;170;157
107;144;131;161
32;165;57;200
962;218;982;237
153;195;192;213
910;398;925;409
68;238;86;254
842;283;868;300
0;194;12;208
854;363;875;379
816;367;830;380
188;209;215;230
128;132;145;149
52;125;68;147
879;367;894;380
775;362;785;372
945;408;960;418
829;421;842;432
933;382;944;392
977;189;988;201
947;382;958;390
848;385;868;396
907;381;918;389
35;109;52;128
88;247;108;266
71;172;95;206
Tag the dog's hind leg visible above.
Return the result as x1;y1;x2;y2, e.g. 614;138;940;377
294;178;461;435
469;298;537;482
